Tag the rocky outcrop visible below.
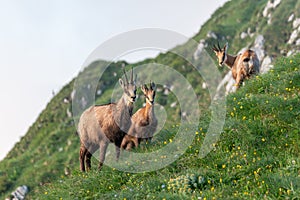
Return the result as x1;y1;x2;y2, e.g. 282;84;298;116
193;39;207;60
262;0;281;24
288;17;300;45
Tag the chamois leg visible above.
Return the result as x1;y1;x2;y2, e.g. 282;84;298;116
98;142;108;170
85;151;92;171
85;146;97;171
147;137;153;143
115;146;120;161
79;144;88;172
235;74;244;89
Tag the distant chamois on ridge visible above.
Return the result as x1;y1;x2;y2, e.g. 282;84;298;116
212;42;260;88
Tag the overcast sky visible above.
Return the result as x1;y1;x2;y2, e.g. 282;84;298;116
0;0;227;160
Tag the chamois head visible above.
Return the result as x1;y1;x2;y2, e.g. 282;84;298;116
141;81;156;105
119;67;137;104
212;42;228;66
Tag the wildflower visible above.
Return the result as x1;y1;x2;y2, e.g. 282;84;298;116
262;138;266;142
222;164;226;169
44;192;48;195
242;116;246;120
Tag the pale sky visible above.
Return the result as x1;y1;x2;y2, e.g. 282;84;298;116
0;0;227;160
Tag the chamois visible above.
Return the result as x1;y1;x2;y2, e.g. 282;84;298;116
128;81;157;144
212;42;260;88
78;68;138;172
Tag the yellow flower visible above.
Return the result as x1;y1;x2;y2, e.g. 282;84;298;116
222;164;226;169
44;192;48;195
242;116;246;120
262;138;266;142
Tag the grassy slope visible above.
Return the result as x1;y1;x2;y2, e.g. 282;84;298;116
1;0;300;199
37;54;300;200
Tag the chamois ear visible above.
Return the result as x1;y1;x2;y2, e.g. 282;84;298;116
119;78;125;88
223;42;228;52
141;84;148;93
150;82;156;90
134;73;137;85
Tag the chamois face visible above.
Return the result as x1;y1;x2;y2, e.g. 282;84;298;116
141;82;156;105
212;42;228;66
119;68;137;104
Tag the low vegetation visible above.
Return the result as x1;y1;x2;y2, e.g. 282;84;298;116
34;54;300;199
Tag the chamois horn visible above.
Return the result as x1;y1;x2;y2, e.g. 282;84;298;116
122;67;129;84
130;67;134;83
217;41;221;51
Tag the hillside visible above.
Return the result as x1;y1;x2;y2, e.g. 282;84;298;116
37;53;300;200
0;0;300;199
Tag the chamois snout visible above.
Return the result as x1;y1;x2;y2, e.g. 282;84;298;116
127;89;136;102
131;95;136;102
146;96;154;105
